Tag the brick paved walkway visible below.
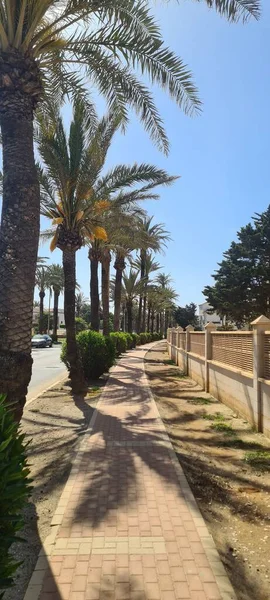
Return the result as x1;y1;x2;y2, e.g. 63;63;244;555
24;345;236;600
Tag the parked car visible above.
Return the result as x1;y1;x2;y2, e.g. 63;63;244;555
31;334;53;348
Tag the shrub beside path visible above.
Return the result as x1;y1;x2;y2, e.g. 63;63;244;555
24;343;236;600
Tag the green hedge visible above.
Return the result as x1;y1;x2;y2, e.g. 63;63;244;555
61;330;162;381
61;330;115;380
0;395;32;598
110;332;127;356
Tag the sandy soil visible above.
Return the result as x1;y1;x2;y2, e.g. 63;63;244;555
6;380;104;600
145;343;270;600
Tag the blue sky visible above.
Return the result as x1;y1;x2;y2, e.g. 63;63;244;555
39;0;270;309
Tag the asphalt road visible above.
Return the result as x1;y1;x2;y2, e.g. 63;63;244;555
26;345;67;403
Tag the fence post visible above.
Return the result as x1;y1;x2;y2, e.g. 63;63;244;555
186;325;194;376
176;326;183;368
167;327;172;358
205;323;217;392
251;315;270;432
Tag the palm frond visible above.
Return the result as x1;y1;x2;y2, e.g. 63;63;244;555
195;0;260;22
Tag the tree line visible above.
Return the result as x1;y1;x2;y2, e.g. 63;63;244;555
0;0;260;421
204;206;270;327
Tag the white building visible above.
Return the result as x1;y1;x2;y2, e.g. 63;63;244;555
198;302;223;328
33;307;65;327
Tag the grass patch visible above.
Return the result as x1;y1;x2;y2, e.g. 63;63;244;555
203;412;225;421
163;359;175;365
172;370;187;379
221;439;264;450
86;386;101;397
188;397;214;406
210;422;235;435
244;450;270;471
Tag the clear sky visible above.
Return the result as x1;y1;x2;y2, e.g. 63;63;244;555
39;0;270;309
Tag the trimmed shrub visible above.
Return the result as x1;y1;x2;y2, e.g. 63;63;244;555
0;395;32;598
110;332;127;356
61;330;115;379
152;332;163;341
131;333;140;347
139;332;152;345
124;333;134;350
75;317;88;333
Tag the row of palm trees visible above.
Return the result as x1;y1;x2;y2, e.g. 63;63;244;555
35;255;177;342
35;263;64;338
0;0;259;418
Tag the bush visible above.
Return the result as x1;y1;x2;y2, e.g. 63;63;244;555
139;332;153;345
152;332;162;341
124;333;134;349
131;334;138;348
0;395;32;598
110;332;127;356
75;317;88;333
133;333;141;346
61;330;115;380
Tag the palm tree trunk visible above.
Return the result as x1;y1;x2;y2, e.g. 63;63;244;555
165;310;169;335
142;294;147;332
151;310;155;334
147;303;151;333
89;249;100;331
160;311;164;337
101;251;111;337
39;290;45;333
63;249;86;394
127;300;133;334
156;313;160;333
0;98;40;420
137;249;146;333
114;254;125;332
53;290;60;341
137;296;143;333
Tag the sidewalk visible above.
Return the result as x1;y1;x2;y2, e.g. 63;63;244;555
24;344;236;600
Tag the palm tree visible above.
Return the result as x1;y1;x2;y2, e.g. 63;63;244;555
135;252;161;334
47;264;65;341
121;269;145;333
35;264;51;334
39;104;109;394
84;112;177;332
0;0;204;415
136;216;171;333
75;292;87;319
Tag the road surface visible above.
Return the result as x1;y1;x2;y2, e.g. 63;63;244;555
27;345;67;403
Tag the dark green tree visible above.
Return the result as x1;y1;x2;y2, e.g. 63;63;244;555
203;206;270;325
174;303;198;329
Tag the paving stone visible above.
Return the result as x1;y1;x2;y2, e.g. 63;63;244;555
23;346;237;600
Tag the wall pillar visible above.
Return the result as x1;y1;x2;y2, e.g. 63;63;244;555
186;325;194;375
205;323;217;392
167;327;172;358
251;315;270;432
176;326;183;368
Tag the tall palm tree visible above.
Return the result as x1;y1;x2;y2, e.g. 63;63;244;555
155;272;174;333
133;252;161;333
39;103;109;394
136;216;171;333
121;269;145;333
75;292;87;319
0;0;204;416
84;112;177;332
35;264;51;334
48;264;65;341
